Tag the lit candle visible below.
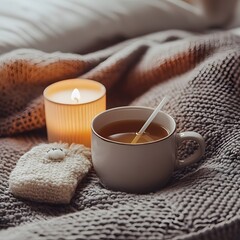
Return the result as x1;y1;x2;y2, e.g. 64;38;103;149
43;79;106;147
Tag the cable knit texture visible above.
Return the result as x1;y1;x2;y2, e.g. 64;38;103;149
0;31;240;240
9;143;92;204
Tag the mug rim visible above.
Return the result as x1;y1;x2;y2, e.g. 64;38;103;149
91;106;176;146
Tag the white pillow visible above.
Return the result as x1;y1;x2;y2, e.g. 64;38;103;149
0;0;237;54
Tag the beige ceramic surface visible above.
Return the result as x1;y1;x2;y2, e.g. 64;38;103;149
91;106;205;193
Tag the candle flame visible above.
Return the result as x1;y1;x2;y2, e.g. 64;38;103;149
71;88;81;103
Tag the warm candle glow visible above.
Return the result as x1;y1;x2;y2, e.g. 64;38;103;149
43;79;106;147
71;88;81;103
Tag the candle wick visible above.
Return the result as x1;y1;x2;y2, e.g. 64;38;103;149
73;97;79;103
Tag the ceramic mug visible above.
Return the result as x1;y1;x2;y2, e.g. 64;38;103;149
91;106;205;193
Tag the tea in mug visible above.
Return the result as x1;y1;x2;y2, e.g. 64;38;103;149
98;120;168;144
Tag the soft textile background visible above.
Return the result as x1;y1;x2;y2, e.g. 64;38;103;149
0;31;239;239
0;0;239;55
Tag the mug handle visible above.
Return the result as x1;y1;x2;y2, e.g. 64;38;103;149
175;131;205;169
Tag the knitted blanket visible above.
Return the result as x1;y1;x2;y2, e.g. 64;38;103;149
0;31;240;240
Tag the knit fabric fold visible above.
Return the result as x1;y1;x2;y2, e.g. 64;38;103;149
9;143;92;204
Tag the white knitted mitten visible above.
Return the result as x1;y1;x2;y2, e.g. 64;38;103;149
9;143;92;204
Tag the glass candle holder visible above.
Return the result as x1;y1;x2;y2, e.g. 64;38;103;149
43;79;106;147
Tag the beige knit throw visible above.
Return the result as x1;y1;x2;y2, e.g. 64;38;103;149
0;30;240;240
9;143;92;204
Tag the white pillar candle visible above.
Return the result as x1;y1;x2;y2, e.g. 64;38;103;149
43;79;106;147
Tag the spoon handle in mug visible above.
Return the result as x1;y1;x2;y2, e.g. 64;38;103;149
176;131;205;168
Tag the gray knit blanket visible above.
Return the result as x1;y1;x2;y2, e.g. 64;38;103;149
0;31;239;240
